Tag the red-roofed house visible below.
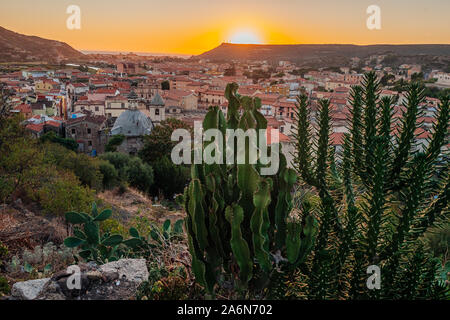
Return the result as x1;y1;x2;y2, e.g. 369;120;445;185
162;90;198;110
25;123;45;138
11;104;33;119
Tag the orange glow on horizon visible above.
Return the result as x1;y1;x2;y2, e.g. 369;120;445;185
0;0;449;56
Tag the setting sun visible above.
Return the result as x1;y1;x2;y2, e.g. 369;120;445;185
229;29;263;44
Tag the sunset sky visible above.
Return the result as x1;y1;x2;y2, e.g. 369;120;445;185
1;0;449;55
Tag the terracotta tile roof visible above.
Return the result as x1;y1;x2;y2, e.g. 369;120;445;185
25;123;44;133
13;104;32;114
45;120;62;128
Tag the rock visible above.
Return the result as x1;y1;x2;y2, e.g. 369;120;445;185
100;259;149;284
86;270;103;281
11;278;50;300
27;259;149;300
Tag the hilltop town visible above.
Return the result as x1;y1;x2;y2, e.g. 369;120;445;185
1;47;449;163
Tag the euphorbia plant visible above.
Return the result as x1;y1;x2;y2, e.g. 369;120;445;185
184;83;318;297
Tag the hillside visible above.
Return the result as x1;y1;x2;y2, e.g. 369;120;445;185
196;43;450;66
0;26;84;63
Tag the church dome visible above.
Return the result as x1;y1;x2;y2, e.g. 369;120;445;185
111;109;154;136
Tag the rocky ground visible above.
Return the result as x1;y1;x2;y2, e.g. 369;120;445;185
0;188;188;300
0;199;68;255
97;188;185;224
10;259;149;300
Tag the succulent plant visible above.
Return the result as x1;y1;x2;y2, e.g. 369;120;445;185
64;203;124;263
184;83;318;296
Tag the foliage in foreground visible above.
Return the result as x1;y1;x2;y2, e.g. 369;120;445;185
64;203;184;264
184;83;319;298
184;79;449;299
0;117;95;214
292;72;449;299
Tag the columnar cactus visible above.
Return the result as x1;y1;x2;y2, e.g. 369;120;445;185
184;83;318;296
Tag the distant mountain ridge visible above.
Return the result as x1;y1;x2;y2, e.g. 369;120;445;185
0;26;83;63
196;43;450;64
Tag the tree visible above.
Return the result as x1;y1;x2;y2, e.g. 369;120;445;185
0;116;42;202
139;118;192;164
0;83;13;143
100;152;154;194
40;131;78;151
125;157;154;194
33;170;94;216
59;153;104;191
100;152;132;180
151;156;190;199
105;134;125;152
98;160;120;190
0;83;11;119
0;116;95;214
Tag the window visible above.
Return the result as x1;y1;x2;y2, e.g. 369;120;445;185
87;128;91;134
121;103;125;108
88;141;92;146
71;128;76;134
155;108;160;116
107;103;111;109
95;106;99;112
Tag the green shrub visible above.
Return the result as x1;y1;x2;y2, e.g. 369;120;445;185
100;152;154;194
5;242;74;278
184;79;449;300
151;156;189;199
59;153;103;191
100;152;131;179
40;131;78;151
0;242;8;258
33;171;94;216
424;223;450;258
125;157;154;194
64;203;154;264
98;160;120;190
0;276;10;296
137;264;201;300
